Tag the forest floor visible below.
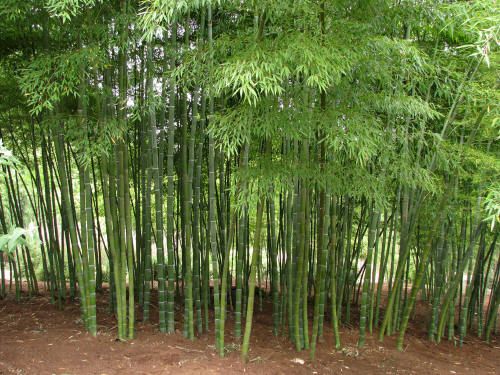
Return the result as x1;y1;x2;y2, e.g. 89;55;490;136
0;287;499;375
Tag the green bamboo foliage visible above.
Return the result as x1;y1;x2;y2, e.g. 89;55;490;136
0;0;498;365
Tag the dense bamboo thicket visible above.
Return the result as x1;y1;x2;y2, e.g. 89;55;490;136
0;0;499;362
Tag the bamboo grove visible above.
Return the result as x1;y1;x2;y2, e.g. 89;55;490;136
0;0;499;362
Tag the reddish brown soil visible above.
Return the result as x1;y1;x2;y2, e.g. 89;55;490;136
0;289;498;375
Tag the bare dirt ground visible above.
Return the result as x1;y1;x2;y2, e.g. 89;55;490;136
0;288;498;375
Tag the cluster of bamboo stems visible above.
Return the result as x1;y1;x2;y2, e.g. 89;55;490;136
0;0;498;364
